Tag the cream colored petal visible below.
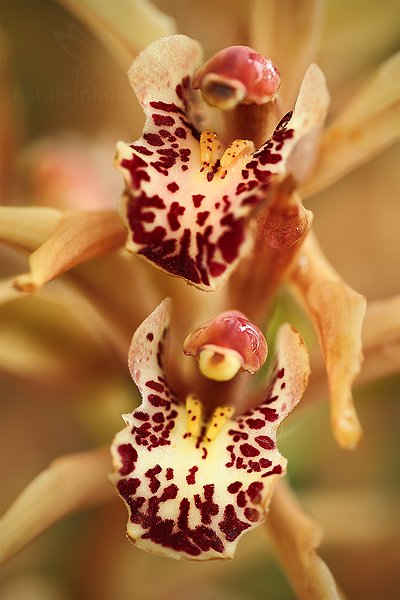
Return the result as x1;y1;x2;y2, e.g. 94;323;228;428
13;211;125;292
289;232;366;449
303;52;400;197
58;0;176;68
266;482;343;600
249;0;326;111
118;44;327;291
0;207;62;252
110;301;310;561
286;63;330;185
0;447;113;566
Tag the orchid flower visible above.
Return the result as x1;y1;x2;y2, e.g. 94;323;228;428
115;35;328;291
1;1;400;598
110;299;309;560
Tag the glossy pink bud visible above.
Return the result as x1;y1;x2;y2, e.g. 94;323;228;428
193;46;280;109
183;311;268;381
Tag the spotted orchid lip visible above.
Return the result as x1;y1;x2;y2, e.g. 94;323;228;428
115;35;329;291
110;299;310;561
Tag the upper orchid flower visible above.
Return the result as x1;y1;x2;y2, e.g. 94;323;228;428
110;299;309;560
115;35;328;290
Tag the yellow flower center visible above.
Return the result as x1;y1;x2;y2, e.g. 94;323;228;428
185;394;234;442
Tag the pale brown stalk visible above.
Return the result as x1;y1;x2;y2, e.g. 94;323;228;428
266;481;344;600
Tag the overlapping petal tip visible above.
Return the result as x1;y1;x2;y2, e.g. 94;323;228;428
110;300;310;561
260;176;313;249
116;36;329;291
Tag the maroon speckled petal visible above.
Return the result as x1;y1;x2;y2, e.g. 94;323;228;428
116;36;329;290
110;300;310;561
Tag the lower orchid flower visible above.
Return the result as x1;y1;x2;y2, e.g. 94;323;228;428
110;300;309;560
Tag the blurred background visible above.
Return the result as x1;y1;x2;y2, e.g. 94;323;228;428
0;1;399;598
